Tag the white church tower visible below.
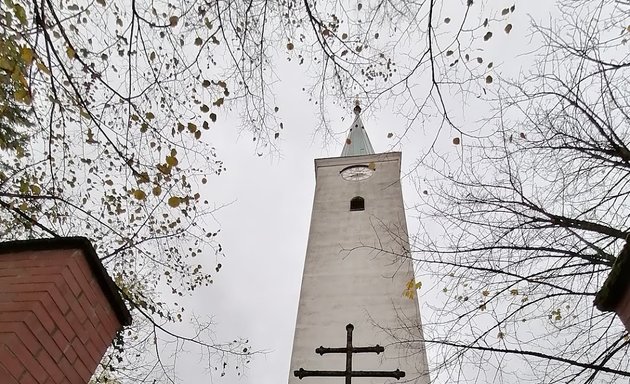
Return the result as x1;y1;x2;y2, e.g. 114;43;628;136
288;105;430;384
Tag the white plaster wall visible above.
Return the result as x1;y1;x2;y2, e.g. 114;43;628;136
288;152;430;384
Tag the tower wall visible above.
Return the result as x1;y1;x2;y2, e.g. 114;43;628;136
289;152;430;384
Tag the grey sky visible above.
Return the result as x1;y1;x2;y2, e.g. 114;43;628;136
171;80;439;384
137;2;558;383
173;74;427;384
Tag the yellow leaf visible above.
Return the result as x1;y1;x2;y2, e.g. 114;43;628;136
36;61;50;75
20;47;34;64
133;189;146;200
136;172;150;183
152;185;162;196
166;155;178;167
403;278;421;300
66;46;76;60
12;69;28;88
0;57;14;72
13;4;27;24
30;184;41;195
367;162;376;170
14;89;31;104
168;196;181;208
157;164;171;175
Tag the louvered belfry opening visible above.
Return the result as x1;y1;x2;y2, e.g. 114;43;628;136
350;196;365;211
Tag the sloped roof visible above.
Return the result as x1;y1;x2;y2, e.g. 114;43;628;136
0;237;132;326
341;106;375;157
594;242;630;312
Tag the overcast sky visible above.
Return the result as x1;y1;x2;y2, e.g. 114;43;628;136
189;84;408;384
147;2;551;383
174;79;428;384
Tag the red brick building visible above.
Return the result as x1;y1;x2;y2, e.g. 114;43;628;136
595;242;630;331
0;237;131;384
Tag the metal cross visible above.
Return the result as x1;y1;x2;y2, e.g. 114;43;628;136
294;323;405;384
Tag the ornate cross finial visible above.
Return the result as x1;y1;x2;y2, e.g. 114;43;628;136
294;324;405;384
353;100;361;115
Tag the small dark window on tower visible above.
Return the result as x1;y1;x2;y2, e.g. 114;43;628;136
350;196;365;211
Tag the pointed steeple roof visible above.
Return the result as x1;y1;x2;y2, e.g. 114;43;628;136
341;103;375;157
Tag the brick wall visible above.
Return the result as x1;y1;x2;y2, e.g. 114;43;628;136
594;242;630;332
0;244;129;384
616;287;630;331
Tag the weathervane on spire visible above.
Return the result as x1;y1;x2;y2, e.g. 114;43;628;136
341;100;374;156
353;99;361;115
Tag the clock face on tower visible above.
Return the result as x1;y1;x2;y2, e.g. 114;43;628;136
340;165;374;181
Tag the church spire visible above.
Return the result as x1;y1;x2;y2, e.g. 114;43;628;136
341;102;375;157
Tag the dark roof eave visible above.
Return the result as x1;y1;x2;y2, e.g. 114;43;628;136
594;242;630;312
0;237;132;326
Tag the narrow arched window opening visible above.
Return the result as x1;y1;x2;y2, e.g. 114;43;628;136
350;196;365;211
